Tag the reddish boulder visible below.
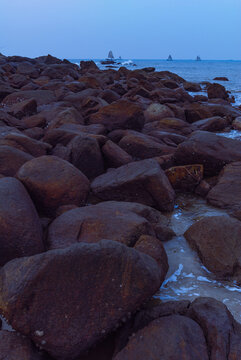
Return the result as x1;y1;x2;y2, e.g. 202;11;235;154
183;81;201;92
207;162;241;217
67;135;104;179
8;98;37;119
184;216;241;282
2;90;56;106
144;103;175;123
193;116;228;132
174;131;241;175
0;330;47;360
232;116;241;130
207;83;229;100
17;155;90;215
118;133;175;160
165;164;203;191
143;117;192;136
91;159;175;212
0;177;43;266
0;144;33;176
102;140;133;168
114;315;208;360
89;100;145;131
0;240;163;359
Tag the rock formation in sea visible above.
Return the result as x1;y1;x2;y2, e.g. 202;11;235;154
167;54;173;61
0;52;240;359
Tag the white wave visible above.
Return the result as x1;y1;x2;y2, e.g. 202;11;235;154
122;60;133;66
162;264;183;286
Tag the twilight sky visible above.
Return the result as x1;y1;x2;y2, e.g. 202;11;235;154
1;0;241;60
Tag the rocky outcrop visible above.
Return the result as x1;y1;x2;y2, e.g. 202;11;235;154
91;159;175;211
0;177;43;266
174;131;241;175
17;155;90;215
184;215;241;282
0;240;164;359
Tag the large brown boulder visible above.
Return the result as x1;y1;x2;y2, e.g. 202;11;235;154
118;133;175;160
184;216;241;282
0;144;33;176
8;98;37;119
17;155;90;215
0;177;43;266
102;140;133;168
207;162;241;218
114;315;208;360
2;90;56;106
174;131;241;175
91;159;175;212
143;117;192;136
47;201;173;249
0;330;47;360
89;100;145;131
165;164;203;191
144;103;175;122
0;240;164;359
67;135;104;179
193;116;228;132
207;83;229;100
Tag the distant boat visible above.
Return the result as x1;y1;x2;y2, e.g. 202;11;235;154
108;50;114;59
167;55;173;61
196;56;201;61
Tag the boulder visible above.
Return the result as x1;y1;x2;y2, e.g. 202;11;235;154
17;155;90;215
184;216;241;282
0;330;47;360
47;201;172;249
89;100;145;131
143;117;192;136
91;159;175;212
102;140;133;168
80;60;99;72
207;83;229;100
144;103;175;123
183;82;201;92
213;77;229;81
67;135;104;179
193;116;228;132
2;90;56;106
0;177;43;266
174;131;241;175
118;133;175;160
0;144;33;176
114;315;208;360
165;164;203;191
8;98;37;119
232;116;241;130
207;162;241;217
0;240;164;359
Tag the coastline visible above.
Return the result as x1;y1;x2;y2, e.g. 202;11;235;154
0;53;241;359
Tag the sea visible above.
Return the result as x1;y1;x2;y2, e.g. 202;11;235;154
70;59;241;106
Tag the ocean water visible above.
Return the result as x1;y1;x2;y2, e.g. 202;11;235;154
71;59;241;105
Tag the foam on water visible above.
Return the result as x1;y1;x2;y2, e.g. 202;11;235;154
156;194;241;324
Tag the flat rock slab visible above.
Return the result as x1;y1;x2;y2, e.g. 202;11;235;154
174;131;241;175
0;240;163;359
207;162;241;218
91;159;175;212
184;215;241;282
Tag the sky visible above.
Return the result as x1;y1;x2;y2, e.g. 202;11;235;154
1;0;241;60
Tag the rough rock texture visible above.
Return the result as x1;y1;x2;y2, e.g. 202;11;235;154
91;159;175;211
0;177;43;266
114;315;208;360
174;131;241;175
207;162;241;218
0;144;33;176
207;83;229;100
0;240;164;359
17;155;90;215
47;201;173;249
0;330;48;360
165;164;203;191
89;100;145;131
144;103;175;122
184;216;241;282
102;140;133;168
193;116;228;132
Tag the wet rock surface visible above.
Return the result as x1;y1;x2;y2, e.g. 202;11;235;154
0;53;241;359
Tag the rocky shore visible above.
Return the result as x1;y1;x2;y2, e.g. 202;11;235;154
0;53;241;359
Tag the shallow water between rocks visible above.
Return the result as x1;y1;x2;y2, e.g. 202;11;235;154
157;130;241;324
